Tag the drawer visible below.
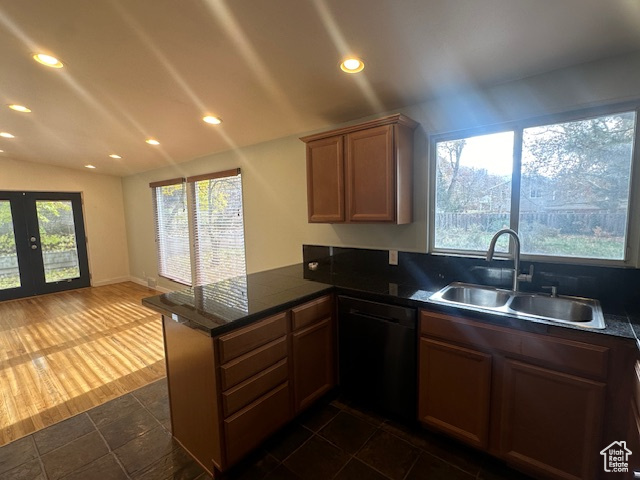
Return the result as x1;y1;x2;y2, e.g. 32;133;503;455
224;382;291;466
222;359;288;417
291;295;333;331
421;310;609;379
220;336;287;390
218;312;287;364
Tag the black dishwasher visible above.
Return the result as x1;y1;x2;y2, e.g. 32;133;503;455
338;295;417;422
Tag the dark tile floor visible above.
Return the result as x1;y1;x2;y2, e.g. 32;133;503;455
0;379;532;479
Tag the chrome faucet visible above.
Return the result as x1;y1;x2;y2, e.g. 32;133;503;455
486;228;533;291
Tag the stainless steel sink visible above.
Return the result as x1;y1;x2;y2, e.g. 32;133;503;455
428;282;605;329
440;284;510;308
509;294;598;323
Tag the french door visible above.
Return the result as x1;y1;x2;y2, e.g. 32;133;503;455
0;191;90;301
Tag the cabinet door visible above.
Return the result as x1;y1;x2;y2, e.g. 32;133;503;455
346;125;394;222
224;382;291;466
418;337;492;449
292;317;335;413
498;359;605;480
306;136;344;222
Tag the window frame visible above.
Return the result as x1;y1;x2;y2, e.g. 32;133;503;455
150;177;192;285
428;102;640;267
186;168;247;287
150;168;247;286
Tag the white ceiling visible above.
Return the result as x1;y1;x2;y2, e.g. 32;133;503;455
1;0;640;177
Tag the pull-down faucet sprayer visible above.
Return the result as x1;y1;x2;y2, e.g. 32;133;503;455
486;228;533;291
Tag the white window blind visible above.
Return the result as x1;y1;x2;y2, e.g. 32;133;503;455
150;178;192;285
188;169;246;286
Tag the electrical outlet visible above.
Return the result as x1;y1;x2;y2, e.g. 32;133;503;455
389;250;398;266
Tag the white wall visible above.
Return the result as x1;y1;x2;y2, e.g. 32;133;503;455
122;51;640;290
0;158;130;285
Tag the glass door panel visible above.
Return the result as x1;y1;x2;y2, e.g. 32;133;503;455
36;200;81;283
0;200;21;290
0;191;90;301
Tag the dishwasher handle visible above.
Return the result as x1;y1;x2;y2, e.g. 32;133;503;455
349;308;400;324
339;294;417;329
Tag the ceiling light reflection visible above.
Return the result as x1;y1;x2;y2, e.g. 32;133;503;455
33;53;64;68
8;104;31;113
340;58;364;73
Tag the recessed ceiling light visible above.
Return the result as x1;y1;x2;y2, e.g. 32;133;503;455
146;139;160;145
33;53;64;68
109;154;122;159
85;165;96;169
340;57;364;74
8;104;31;113
203;115;222;125
0;132;15;138
0;150;4;153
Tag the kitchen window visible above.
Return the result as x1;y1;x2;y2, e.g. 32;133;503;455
431;108;637;264
150;169;246;286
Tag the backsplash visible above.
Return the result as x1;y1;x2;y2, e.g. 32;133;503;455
302;245;640;309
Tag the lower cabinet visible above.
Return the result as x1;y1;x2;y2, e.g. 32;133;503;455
292;317;335;412
162;294;335;476
224;382;291;465
419;310;613;480
498;359;605;480
418;337;491;449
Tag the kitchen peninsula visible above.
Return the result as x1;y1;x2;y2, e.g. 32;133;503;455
143;249;640;479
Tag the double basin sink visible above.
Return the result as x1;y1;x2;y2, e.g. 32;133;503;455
428;282;605;329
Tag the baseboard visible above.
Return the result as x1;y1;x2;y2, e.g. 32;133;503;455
91;276;132;287
129;276;172;293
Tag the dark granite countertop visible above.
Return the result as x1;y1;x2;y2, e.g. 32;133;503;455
142;263;640;348
142;264;333;335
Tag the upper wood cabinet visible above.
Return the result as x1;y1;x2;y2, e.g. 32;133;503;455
301;114;418;224
305;136;345;223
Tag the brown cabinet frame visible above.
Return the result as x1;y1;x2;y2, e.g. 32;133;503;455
301;114;417;224
162;294;336;476
419;309;636;480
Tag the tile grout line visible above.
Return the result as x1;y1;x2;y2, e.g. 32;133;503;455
400;449;421;480
85;410;133;480
276;424;317;467
131;389;169;432
330;401;397;479
368;423;417;480
31;434;50;480
379;419;485;479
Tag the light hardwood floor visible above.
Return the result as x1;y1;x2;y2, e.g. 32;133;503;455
0;282;166;446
